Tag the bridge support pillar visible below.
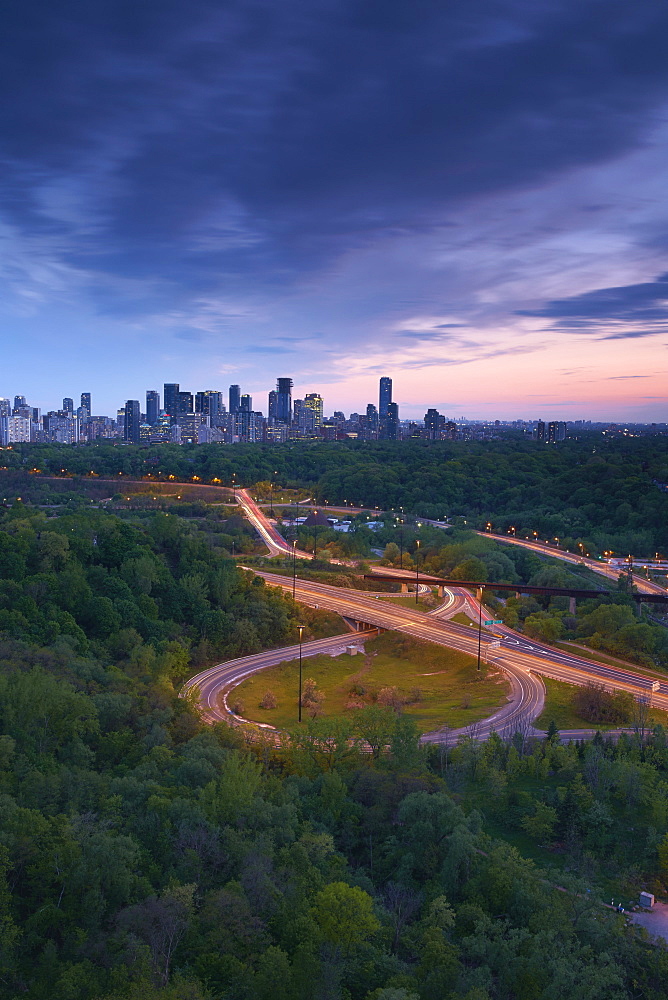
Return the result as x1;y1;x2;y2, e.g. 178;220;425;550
437;585;445;598
400;583;408;593
569;596;576;614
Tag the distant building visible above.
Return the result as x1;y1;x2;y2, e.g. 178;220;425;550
379;377;392;418
163;383;180;419
80;392;91;417
275;378;293;424
7;416;30;443
547;420;567;443
535;420;545;443
229;384;241;414
304;393;323;428
62;397;74;414
124;400;141;444
146;390;160;425
384;401;399;440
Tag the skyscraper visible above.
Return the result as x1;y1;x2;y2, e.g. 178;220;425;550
229;385;241;414
385;401;399;440
62;397;74;414
124;400;140;444
240;394;253;411
146;390;160;425
80;392;91;416
275;378;293;424
304;393;323;427
164;383;179;418
379;377;392;418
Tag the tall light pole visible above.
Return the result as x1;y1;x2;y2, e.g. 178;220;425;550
298;625;305;723
415;539;421;605
476;586;484;672
397;518;404;568
292;539;297;601
270;469;278;517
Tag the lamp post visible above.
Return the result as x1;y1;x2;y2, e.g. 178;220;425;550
397;518;404;568
270;470;278;517
313;522;318;558
415;539;421;605
476;586;484;672
298;625;305;723
292;539;297;601
231;473;236;501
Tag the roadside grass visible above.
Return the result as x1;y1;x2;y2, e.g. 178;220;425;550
375;591;439;610
535;677;668;731
554;640;668;679
232;631;510;732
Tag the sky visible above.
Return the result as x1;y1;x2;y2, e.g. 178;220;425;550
1;0;668;422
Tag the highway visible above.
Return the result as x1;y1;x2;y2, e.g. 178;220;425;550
71;478;668;739
476;531;667;596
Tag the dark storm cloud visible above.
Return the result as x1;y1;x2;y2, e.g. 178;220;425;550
516;273;668;333
2;0;668;305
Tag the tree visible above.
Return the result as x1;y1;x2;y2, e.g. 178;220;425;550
521;801;558;842
116;883;195;986
313;881;380;956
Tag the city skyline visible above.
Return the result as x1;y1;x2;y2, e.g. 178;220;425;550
2;3;668;421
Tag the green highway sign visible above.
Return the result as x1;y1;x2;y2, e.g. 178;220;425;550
484;619;504;625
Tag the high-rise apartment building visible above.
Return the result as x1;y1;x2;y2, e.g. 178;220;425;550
163;383;179;418
240;394;253;412
229;385;241;414
13;395;26;411
80;392;91;416
379;377;392;418
124;400;141;444
146;390;160;425
385;402;399;440
268;390;277;422
304;393;323;427
62;397;74;414
275;378;293;424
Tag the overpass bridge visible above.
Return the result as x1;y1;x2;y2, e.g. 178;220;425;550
363;573;668;611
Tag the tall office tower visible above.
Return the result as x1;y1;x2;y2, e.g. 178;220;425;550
176;390;193;415
0;399;9;446
535;420;545;443
13;395;26;411
124;400;141;444
424;408;440;440
163;383;179;418
268;390;278;422
240;393;252;412
304;393;323;427
62;397;74;414
366;402;379;432
275;378;293;424
379;377;392;418
195;390;223;424
80;392;91;416
146;390;160;425
385;401;399;440
229;384;241;414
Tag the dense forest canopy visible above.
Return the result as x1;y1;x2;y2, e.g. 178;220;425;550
1;447;668;998
2;433;667;556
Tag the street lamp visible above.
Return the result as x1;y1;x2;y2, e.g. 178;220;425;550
476;586;484;672
270;470;278;517
298;625;305;722
397;518;404;568
292;539;297;601
415;539;421;605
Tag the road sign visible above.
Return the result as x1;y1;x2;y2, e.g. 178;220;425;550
484;619;503;625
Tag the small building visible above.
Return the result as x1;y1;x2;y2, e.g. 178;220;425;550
639;892;655;909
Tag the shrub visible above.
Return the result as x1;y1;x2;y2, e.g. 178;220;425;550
259;690;277;709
